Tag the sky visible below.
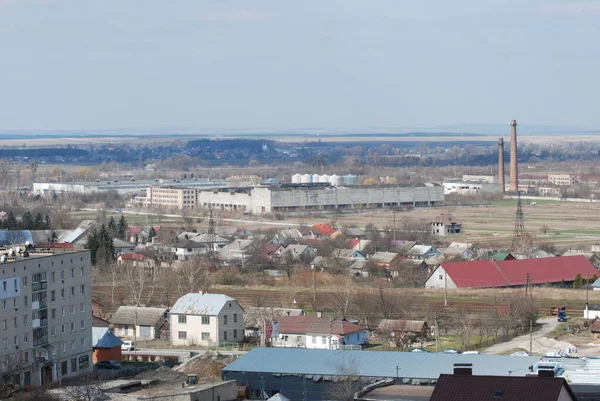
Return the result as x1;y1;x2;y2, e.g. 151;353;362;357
0;0;599;132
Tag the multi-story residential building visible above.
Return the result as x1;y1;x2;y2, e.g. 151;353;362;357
548;174;581;186
170;293;244;347
0;250;92;388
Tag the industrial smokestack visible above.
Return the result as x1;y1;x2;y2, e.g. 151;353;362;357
509;120;518;192
498;138;505;193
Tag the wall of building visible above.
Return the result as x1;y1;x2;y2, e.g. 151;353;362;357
93;347;121;363
424;267;458;290
462;175;496;183
144;380;238;401
0;251;93;387
196;189;253;213
170;302;243;346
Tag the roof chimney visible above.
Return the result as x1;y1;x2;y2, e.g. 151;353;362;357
537;366;555;378
453;363;473;376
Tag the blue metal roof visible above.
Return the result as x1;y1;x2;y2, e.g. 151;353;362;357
92;327;124;348
0;230;33;246
223;348;541;379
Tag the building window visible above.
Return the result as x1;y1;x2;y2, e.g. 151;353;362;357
312;336;316;344
61;324;65;334
50;272;55;283
178;315;187;324
80;303;85;313
2;338;6;349
61;360;68;376
80;267;84;277
201;316;210;325
322;336;327;345
71;340;75;349
23;277;27;287
233;313;237;323
223;315;228;325
70;268;74;279
81;320;85;329
70;287;75;297
2;320;6;330
60;271;64;280
224;331;228;340
61;306;65;317
70;305;75;315
80;285;85;295
178;331;187;340
61;289;65;299
439;275;443;280
80;337;85;347
51;290;55;301
1;301;4;311
71;358;77;373
23;315;28;326
51;327;56;337
233;329;237;339
24;296;27;306
13;317;17;328
23;333;28;343
71;322;75;332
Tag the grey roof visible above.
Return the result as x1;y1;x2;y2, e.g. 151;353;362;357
189;233;230;244
111;306;167;326
223;348;542;379
92;327;124;348
244;307;305;329
172;239;207;249
29;230;72;244
267;393;290;401
171;293;237;315
408;245;435;256
62;228;88;243
370;252;399;264
113;238;135;248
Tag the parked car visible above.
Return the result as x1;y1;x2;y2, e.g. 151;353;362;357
411;348;431;353
443;348;460;354
121;341;135;351
510;351;530;357
462;351;479;355
95;360;121;370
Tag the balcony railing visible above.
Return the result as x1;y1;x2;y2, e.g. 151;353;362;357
32;282;47;291
33;336;48;347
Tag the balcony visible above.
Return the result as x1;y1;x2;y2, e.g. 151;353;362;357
32;282;47;291
33;336;48;347
32;301;47;311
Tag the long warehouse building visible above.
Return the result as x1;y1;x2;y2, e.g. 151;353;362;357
143;184;444;213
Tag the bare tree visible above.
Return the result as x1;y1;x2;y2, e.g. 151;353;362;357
0;158;12;175
122;263;161;306
170;256;212;297
331;277;355;318
63;372;106;401
328;355;361;401
2;230;28;246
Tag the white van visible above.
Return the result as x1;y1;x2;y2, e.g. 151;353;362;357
121;341;135;351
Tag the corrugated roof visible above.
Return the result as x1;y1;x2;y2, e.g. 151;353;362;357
408;245;435;256
277;316;365;335
222;348;542;379
111;306;167;326
113;238;135;248
92;327;124;348
171;293;236;315
370;252;399;264
62;228;87;243
377;319;427;332
190;233;230;244
440;255;597;288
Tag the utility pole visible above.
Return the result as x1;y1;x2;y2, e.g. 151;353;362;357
444;270;448;307
311;264;316;303
529;319;533;355
525;273;529;298
396;366;400;384
392;208;397;244
586;273;590;307
434;315;439;353
134;306;138;360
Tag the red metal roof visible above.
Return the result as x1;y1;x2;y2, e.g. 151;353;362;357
118;253;144;261
311;224;336;235
441;255;598;288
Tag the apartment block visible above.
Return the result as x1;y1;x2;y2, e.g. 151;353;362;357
548;174;581;186
0;250;92;388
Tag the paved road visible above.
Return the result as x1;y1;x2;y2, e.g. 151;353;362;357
482;316;560;355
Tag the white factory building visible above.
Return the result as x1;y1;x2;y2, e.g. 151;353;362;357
194;184;443;214
443;180;502;195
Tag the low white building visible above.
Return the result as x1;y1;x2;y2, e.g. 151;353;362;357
443;180;501;195
271;316;368;349
111;306;169;340
170;293;244;346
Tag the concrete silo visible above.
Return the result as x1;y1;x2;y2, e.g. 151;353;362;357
301;174;312;183
292;173;302;184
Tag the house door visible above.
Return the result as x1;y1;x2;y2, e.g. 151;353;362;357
139;325;151;338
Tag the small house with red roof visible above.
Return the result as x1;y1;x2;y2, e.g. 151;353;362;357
271;316;367;349
258;243;284;262
425;255;598;289
309;224;337;239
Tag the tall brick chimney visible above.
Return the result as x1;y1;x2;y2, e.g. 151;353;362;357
498;138;505;192
509;120;518;192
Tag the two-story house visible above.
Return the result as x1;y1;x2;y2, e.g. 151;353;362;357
170;293;244;347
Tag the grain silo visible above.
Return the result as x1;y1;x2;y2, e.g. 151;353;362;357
292;173;302;184
343;174;357;185
319;174;329;183
329;174;342;186
312;174;321;183
301;174;312;183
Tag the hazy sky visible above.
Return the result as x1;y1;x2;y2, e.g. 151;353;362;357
1;0;599;131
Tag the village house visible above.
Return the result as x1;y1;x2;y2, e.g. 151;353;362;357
243;307;306;338
408;245;440;261
430;213;462;236
111;306;169;340
170;293;244;346
281;244;316;261
308;224;337;239
369;251;401;268
271;316;368;349
376;319;430;345
112;238;136;255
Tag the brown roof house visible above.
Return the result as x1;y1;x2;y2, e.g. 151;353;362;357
376;319;430;347
430;363;578;401
431;214;462;236
271;316;368;350
590;320;600;339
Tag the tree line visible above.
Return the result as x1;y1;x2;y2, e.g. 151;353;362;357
0;210;52;230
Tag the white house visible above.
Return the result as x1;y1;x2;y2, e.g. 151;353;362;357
110;306;169;340
171;239;209;260
584;304;600;319
170;292;244;346
113;238;136;255
270;316;368;349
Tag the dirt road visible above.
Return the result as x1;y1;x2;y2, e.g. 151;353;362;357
482;316;560;355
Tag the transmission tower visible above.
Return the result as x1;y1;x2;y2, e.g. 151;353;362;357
511;191;526;251
207;207;218;269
